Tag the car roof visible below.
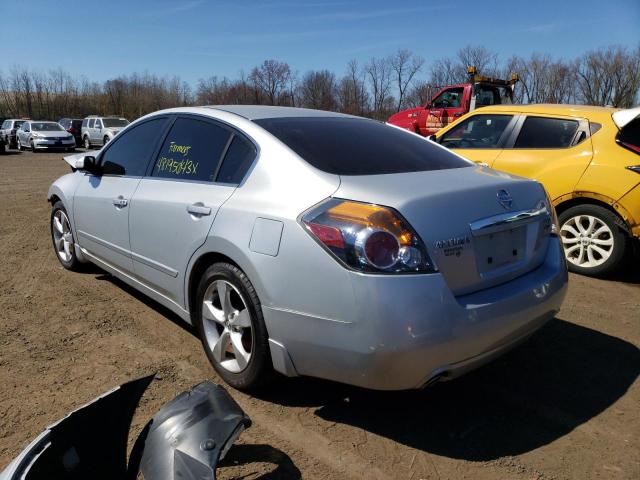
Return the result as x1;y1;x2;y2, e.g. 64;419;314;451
204;105;355;120
475;104;618;121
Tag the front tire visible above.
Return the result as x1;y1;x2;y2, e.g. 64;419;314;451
17;138;24;151
558;204;629;276
103;135;110;145
50;201;81;271
83;136;91;149
194;262;273;391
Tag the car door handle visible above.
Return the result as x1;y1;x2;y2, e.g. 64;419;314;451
187;203;211;216
113;196;128;208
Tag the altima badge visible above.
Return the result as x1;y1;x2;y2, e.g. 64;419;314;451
497;189;513;209
435;236;471;257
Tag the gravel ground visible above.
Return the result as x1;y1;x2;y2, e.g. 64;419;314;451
0;150;638;479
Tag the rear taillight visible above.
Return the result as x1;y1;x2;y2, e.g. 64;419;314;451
627;165;640;174
69;127;76;133
619;141;640;155
301;198;436;274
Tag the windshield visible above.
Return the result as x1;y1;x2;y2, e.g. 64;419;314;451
32;122;65;132
102;118;129;128
255;117;471;175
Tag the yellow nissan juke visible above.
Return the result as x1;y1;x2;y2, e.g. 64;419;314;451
434;104;640;276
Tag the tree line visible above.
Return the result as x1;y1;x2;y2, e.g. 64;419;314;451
0;44;638;123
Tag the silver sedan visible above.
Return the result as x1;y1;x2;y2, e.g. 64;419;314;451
48;106;568;391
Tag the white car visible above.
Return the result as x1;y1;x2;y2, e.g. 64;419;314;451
16;121;76;152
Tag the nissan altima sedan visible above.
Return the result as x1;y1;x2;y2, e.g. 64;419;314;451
48;106;568;391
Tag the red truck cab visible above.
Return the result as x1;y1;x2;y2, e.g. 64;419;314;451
388;69;519;136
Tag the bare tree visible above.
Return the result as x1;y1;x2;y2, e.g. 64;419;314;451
365;56;393;119
576;45;640;107
249;59;292;106
299;70;337;110
390;49;424;111
337;59;369;116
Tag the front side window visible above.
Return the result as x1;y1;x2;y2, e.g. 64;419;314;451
82;119;88;128
150;117;232;182
88;119;95;128
255;117;470;175
440;114;513;149
514;116;579;148
432;87;464;108
99;118;167;176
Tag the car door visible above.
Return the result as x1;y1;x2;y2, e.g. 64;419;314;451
73;117;170;274
128;115;257;307
420;86;466;136
19;123;29;145
491;115;593;200
93;119;103;143
437;113;517;166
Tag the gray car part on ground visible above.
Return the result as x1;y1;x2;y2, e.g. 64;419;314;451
0;376;251;480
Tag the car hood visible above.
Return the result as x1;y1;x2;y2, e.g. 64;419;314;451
388;107;423;124
33;131;71;138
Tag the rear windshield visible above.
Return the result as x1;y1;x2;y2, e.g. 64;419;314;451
32;122;65;131
103;118;129;127
254;117;471;175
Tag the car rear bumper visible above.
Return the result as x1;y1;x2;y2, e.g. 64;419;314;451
264;236;568;390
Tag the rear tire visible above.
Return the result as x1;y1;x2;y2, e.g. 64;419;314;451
558;204;629;277
194;262;274;391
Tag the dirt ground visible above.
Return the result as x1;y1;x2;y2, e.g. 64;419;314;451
0;150;638;479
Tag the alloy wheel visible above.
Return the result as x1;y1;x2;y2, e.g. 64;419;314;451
201;279;254;373
52;210;74;262
560;214;614;268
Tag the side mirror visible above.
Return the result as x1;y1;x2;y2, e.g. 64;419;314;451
427;134;437;142
76;156;100;175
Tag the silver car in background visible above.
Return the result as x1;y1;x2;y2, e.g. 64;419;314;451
81;115;130;149
48;106;568;391
17;121;76;152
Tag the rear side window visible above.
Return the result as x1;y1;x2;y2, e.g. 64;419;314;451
439;114;513;149
255;117;469;175
100;118;167;176
514;116;579;148
216;135;257;184
151;117;232;182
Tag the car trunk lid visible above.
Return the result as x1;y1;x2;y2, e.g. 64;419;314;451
335;166;553;296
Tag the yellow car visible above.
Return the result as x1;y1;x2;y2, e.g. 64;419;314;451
434;104;640;276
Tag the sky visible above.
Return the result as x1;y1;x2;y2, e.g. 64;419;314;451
0;0;638;86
